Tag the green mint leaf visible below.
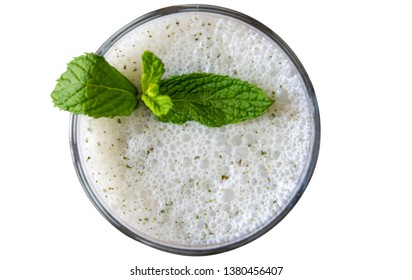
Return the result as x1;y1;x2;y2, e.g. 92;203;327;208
141;50;173;116
142;94;174;117
157;73;274;127
51;53;138;118
141;50;165;95
145;83;160;98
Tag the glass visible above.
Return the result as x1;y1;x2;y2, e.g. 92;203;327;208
69;4;320;255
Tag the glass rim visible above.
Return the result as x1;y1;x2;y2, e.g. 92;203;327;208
69;4;321;256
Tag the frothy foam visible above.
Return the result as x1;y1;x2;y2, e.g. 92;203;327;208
78;12;313;248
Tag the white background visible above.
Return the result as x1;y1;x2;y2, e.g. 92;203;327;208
1;0;411;279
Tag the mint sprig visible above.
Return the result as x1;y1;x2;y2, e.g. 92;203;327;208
51;53;138;118
51;51;274;126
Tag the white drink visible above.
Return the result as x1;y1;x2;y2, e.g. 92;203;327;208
73;6;318;253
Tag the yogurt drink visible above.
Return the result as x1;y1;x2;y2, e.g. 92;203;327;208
70;5;320;255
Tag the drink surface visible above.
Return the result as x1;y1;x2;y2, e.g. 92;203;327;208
78;11;314;249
